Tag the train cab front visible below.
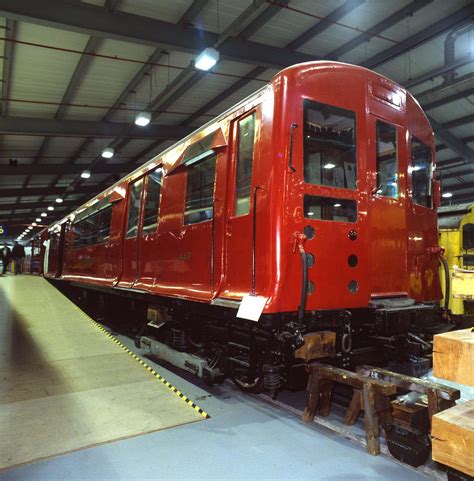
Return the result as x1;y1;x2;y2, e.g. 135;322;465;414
272;63;448;382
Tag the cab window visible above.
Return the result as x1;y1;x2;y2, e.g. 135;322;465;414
411;136;432;208
375;121;398;198
234;112;256;216
304;100;356;190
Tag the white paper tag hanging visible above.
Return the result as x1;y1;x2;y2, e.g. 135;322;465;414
236;295;268;322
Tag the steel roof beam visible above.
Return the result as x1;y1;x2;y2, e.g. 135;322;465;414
0;0;317;68
0;115;192;138
0;163;132;175
441;114;474;130
422;86;474;111
0;186;101;197
0;200;78;210
74;0;281;189
441;180;474;193
405;53;473;89
416;72;474;105
286;0;365;52
429;116;474;163
328;0;432;60
362;4;474;69
238;1;286;39
438;166;474;181
437;135;474;153
118;1;372;174
1;1;471;71
179;0;210;26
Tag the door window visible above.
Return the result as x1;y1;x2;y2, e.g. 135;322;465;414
184;153;217;225
304;100;357;189
126;179;143;238
234;112;256;216
97;206;112;243
375;121;398;198
410;136;432;208
142;169;163;234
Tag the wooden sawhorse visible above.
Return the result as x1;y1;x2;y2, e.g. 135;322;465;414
302;363;397;455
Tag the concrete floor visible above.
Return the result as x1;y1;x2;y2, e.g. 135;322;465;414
0;319;429;481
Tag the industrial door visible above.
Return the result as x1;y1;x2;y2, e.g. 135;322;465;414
368;115;407;296
220;110;260;299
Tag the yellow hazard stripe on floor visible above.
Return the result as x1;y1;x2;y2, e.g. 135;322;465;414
72;305;210;419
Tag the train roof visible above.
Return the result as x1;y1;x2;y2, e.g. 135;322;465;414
438;203;474;229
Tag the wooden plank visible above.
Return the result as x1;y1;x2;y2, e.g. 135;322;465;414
310;363;398;396
433;328;474;387
432;399;474;476
356;365;461;400
0;276;206;471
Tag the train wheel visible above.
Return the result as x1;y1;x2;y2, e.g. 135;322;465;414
232;374;264;393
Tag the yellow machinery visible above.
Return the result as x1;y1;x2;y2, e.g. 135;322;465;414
438;203;474;321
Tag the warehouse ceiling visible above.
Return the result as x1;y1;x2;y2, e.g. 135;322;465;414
0;0;473;240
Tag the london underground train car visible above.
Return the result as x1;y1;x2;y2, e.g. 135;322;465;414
44;61;444;391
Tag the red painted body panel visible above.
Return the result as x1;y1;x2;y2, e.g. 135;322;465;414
45;62;441;314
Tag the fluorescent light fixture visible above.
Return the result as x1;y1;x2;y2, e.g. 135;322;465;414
101;147;114;159
135;111;151;127
41;212;47;217
47;206;54;211
323;163;336;169
81;170;91;179
442;192;453;198
32;222;37;226
307;211;314;216
36;218;41;222
55;198;63;203
333;203;341;208
195;47;219;71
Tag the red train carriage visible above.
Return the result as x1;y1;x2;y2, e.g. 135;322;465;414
43;61;445;392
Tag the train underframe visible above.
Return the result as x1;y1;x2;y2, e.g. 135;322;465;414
53;279;451;394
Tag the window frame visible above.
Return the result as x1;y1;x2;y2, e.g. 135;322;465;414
233;110;257;218
375;120;399;199
302;98;358;191
410;135;433;209
126;178;144;239
142;167;164;235
183;150;217;226
71;199;113;249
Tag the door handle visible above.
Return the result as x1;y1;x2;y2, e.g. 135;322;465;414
225;221;232;236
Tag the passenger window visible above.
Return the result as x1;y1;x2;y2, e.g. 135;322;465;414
184;153;217;225
126;179;143;238
234;112;256;216
411;136;432;208
304;100;357;190
142;169;163;234
97;207;112;243
375;121;398;198
304;195;357;223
